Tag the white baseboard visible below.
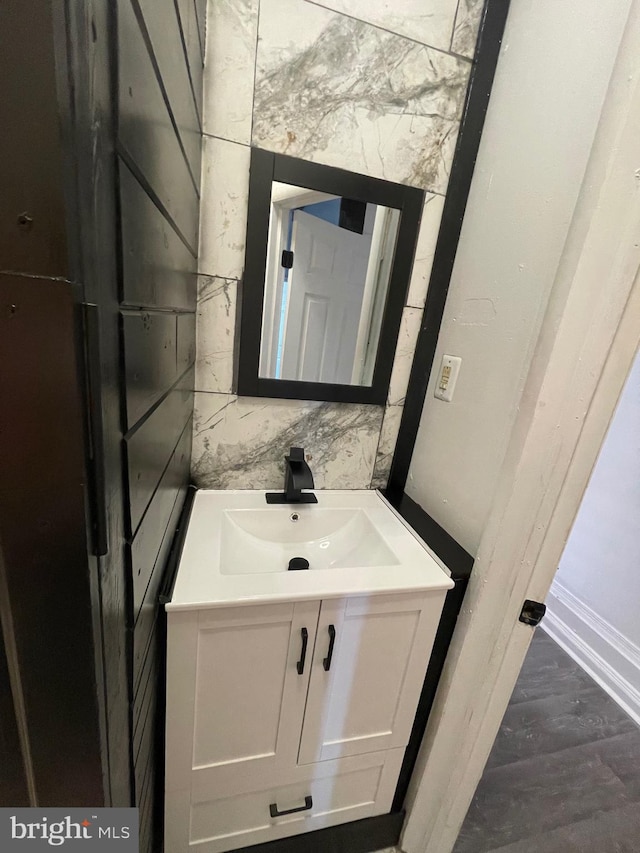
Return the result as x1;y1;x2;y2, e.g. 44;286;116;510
542;581;640;727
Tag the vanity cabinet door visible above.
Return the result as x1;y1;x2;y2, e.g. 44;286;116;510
166;600;320;796
298;591;445;764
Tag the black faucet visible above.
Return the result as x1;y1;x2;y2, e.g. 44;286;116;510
266;447;318;504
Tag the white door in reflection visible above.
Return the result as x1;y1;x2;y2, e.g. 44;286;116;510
260;183;400;387
282;207;372;384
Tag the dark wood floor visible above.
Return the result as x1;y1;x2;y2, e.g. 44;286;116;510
453;629;640;853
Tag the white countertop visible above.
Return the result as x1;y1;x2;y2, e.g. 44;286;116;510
167;490;454;611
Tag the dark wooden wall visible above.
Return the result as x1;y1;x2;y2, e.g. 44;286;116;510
116;0;202;848
1;0;203;839
0;0;108;807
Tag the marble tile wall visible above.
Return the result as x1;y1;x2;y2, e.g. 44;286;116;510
193;0;483;491
253;0;469;192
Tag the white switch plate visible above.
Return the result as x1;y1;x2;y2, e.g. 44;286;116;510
434;354;462;402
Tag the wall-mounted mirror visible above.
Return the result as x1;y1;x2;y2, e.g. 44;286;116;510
238;149;424;404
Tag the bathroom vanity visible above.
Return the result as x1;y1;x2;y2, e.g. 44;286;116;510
165;490;453;853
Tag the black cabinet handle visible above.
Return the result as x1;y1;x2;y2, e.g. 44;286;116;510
296;627;308;675
323;624;336;671
269;796;313;818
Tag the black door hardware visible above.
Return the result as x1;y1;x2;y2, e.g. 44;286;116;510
519;600;546;626
269;796;313;818
297;628;308;675
323;624;336;672
266;447;318;504
281;250;294;269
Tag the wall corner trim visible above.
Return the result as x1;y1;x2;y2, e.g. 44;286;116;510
543;582;640;727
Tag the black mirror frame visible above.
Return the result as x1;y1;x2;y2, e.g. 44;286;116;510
237;148;424;405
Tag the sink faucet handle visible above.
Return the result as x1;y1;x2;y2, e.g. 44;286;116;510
266;447;317;504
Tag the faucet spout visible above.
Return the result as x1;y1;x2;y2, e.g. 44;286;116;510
285;447;314;497
266;447;318;504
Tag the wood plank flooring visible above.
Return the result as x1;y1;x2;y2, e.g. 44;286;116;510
453;630;640;853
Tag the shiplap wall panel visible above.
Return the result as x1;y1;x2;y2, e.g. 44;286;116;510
133;423;192;688
176;0;204;120
126;368;194;535
122;310;180;430
177;310;197;375
194;0;207;63
118;0;199;252
119;161;197;312
116;0;201;846
129;419;193;618
136;0;202;187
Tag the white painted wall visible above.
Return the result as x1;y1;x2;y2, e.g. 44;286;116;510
544;348;640;722
555;349;640;646
406;0;632;555
403;0;640;843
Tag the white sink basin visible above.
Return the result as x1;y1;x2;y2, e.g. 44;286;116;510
168;490;453;610
220;507;400;574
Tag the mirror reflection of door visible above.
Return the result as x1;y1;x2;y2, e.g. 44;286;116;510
259;183;400;387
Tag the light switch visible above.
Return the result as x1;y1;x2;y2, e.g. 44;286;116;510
434;355;461;402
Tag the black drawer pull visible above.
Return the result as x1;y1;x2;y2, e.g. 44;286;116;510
296;627;308;675
269;796;313;818
323;624;336;671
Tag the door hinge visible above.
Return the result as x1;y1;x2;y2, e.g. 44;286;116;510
519;600;546;626
281;249;294;269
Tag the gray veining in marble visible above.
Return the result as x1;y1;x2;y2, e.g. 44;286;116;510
194;0;487;492
387;307;422;406
195;275;237;394
451;0;484;59
407;192;445;309
203;0;259;144
306;0;459;52
199;136;250;279
253;0;471;193
192;393;384;489
371;405;403;490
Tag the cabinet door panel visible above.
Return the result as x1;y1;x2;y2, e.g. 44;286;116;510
299;592;446;763
165;600;320;795
193;619;289;766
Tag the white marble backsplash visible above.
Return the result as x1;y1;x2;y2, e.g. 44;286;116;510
408;193;446;309
387;308;423;407
306;0;459;52
371;406;404;490
195;275;237;395
203;0;258;145
452;0;485;59
192;394;384;489
253;0;469;193
199;136;250;280
194;0;484;491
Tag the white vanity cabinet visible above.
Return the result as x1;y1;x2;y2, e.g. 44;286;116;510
164;489;454;853
165;590;446;853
